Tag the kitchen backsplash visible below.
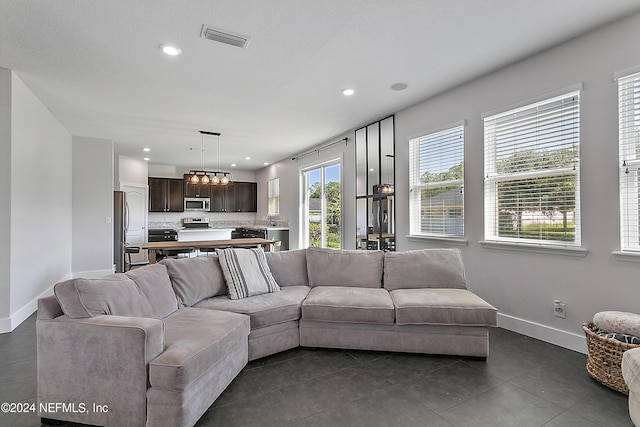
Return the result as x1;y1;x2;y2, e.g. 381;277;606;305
148;212;288;230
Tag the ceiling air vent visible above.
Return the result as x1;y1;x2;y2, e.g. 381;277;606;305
201;25;250;49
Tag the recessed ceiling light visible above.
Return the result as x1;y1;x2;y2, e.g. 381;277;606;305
143;157;150;161
390;82;408;91
263;162;269;165
231;164;236;167
245;156;251;160
342;88;355;96
160;44;181;56
143;147;151;152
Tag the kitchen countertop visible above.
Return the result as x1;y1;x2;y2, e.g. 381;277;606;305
242;225;289;231
178;227;236;232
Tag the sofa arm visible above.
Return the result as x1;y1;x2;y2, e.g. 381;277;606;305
37;315;164;427
623;347;640;392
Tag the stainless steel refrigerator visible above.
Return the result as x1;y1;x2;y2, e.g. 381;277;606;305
113;191;127;273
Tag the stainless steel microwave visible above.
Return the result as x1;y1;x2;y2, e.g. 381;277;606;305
184;197;210;211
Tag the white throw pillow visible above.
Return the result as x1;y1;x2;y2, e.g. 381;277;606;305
216;248;280;299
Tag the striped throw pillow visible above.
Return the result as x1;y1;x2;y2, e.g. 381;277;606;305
216;248;280;300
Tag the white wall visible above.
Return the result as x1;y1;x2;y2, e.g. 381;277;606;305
148;164;256;182
256;132;355;250
2;71;72;332
393;12;640;352
72;136;114;274
0;68;12;324
117;155;148;187
256;13;640;352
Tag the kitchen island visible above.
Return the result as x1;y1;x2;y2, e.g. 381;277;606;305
177;228;234;242
142;238;275;264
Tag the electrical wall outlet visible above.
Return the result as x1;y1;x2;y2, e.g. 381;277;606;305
554;300;566;318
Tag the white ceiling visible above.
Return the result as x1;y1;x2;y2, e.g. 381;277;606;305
2;0;640;171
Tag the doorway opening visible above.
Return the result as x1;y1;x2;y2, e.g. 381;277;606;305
302;161;341;249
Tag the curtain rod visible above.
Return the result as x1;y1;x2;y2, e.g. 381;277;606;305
291;137;348;161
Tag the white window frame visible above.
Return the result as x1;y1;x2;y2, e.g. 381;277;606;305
300;159;342;249
483;91;581;247
267;178;280;216
619;71;640;252
409;123;465;238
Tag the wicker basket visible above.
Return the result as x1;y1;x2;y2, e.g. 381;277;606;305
583;322;639;394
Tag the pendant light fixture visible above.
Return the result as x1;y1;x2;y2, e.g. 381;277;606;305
187;131;232;186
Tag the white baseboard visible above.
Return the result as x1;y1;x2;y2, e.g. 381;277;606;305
0;317;11;333
0;269;111;334
0;281;58;333
498;313;587;354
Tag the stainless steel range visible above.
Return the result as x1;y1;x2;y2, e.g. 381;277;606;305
147;228;178;242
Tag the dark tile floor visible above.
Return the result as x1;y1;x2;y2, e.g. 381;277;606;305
0;314;634;427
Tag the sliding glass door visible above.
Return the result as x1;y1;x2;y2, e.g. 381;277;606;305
303;161;341;249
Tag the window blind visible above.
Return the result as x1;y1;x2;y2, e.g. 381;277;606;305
484;92;580;245
619;72;640;251
409;125;464;237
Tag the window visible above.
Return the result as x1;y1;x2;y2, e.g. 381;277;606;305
409;124;464;237
619;71;640;251
302;161;341;249
267;178;279;215
484;92;580;245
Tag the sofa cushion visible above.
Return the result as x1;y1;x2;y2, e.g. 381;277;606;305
216;248;280;300
149;308;250;391
265;249;309;287
194;286;311;329
390;288;497;326
302;286;394;325
125;263;179;318
383;248;467;291
306;248;384;288
623;348;640;393
161;256;227;307
54;275;156;319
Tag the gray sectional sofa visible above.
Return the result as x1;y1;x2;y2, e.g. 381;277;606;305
623;347;640;426
37;247;497;427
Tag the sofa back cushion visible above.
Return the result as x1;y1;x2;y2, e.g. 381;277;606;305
125;263;179;318
383;248;467;291
306;248;384;288
54;275;156;319
265;249;308;287
161;255;227;307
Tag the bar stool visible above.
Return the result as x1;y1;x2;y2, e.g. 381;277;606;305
124;245;141;271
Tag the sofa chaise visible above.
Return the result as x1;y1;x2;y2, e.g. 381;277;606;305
37;247;497;427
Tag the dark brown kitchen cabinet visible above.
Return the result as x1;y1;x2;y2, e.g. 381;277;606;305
209;181;257;212
233;182;257;212
149;177;184;212
183;175;211;199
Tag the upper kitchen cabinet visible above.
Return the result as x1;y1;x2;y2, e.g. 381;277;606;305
149;177;184;212
183;174;211;199
232;182;257;212
209;181;257;212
